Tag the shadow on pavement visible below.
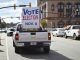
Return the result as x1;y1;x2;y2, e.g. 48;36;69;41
0;50;4;52
19;49;72;60
0;44;4;46
63;37;80;41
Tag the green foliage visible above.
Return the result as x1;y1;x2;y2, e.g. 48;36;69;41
40;19;47;28
0;22;6;28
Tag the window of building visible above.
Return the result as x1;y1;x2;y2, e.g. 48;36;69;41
42;4;46;18
58;2;64;17
66;3;72;9
58;2;64;12
51;4;54;12
75;3;80;18
66;3;72;17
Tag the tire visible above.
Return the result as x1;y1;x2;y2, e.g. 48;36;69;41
10;33;12;36
13;41;15;47
11;33;13;36
7;33;9;36
73;34;77;40
43;46;50;53
7;33;10;36
64;33;67;38
15;47;20;54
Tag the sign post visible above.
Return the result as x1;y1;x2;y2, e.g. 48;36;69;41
22;7;40;28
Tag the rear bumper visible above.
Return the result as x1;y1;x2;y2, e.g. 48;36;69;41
57;33;65;36
15;41;51;47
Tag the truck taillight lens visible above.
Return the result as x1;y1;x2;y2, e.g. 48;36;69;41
15;33;19;40
48;33;51;40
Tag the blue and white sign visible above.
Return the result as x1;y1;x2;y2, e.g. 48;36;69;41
22;7;40;28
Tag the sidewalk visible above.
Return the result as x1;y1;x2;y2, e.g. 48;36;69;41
0;33;7;60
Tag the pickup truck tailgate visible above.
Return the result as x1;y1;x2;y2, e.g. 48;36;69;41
19;32;48;42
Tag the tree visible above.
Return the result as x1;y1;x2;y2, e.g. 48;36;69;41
40;19;47;28
0;22;6;28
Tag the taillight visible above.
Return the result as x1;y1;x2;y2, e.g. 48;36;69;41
15;33;19;40
48;33;51;40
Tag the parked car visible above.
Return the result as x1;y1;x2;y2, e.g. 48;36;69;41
7;28;15;36
64;25;80;40
0;29;7;33
52;28;65;37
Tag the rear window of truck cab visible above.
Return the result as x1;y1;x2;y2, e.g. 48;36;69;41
16;24;47;32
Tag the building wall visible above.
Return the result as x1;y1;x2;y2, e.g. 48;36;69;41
37;0;80;28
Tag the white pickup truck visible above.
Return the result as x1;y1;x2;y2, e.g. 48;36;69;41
13;23;51;53
64;25;80;40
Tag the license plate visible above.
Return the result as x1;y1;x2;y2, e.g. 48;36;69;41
31;35;36;39
17;43;24;46
31;42;36;45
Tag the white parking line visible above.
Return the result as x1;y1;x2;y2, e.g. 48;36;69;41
6;36;9;60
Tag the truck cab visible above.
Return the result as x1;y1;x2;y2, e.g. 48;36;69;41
13;23;51;53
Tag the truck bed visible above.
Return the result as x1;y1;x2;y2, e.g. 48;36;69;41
18;32;48;42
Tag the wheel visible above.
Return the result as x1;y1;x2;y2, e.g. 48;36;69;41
10;33;12;36
13;41;15;47
15;47;21;53
7;33;9;36
7;33;11;36
73;34;77;40
11;32;13;36
64;33;67;38
43;46;50;53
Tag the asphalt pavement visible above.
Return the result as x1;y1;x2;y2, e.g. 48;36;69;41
0;33;80;60
51;36;80;60
0;33;7;60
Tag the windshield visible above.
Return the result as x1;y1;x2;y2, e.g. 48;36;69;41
59;29;65;31
73;26;80;29
10;29;15;31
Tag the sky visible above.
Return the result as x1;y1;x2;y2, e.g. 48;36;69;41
0;0;37;23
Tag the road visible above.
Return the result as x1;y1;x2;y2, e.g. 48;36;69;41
0;33;7;60
1;33;80;60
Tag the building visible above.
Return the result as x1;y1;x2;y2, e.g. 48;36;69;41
37;0;80;28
